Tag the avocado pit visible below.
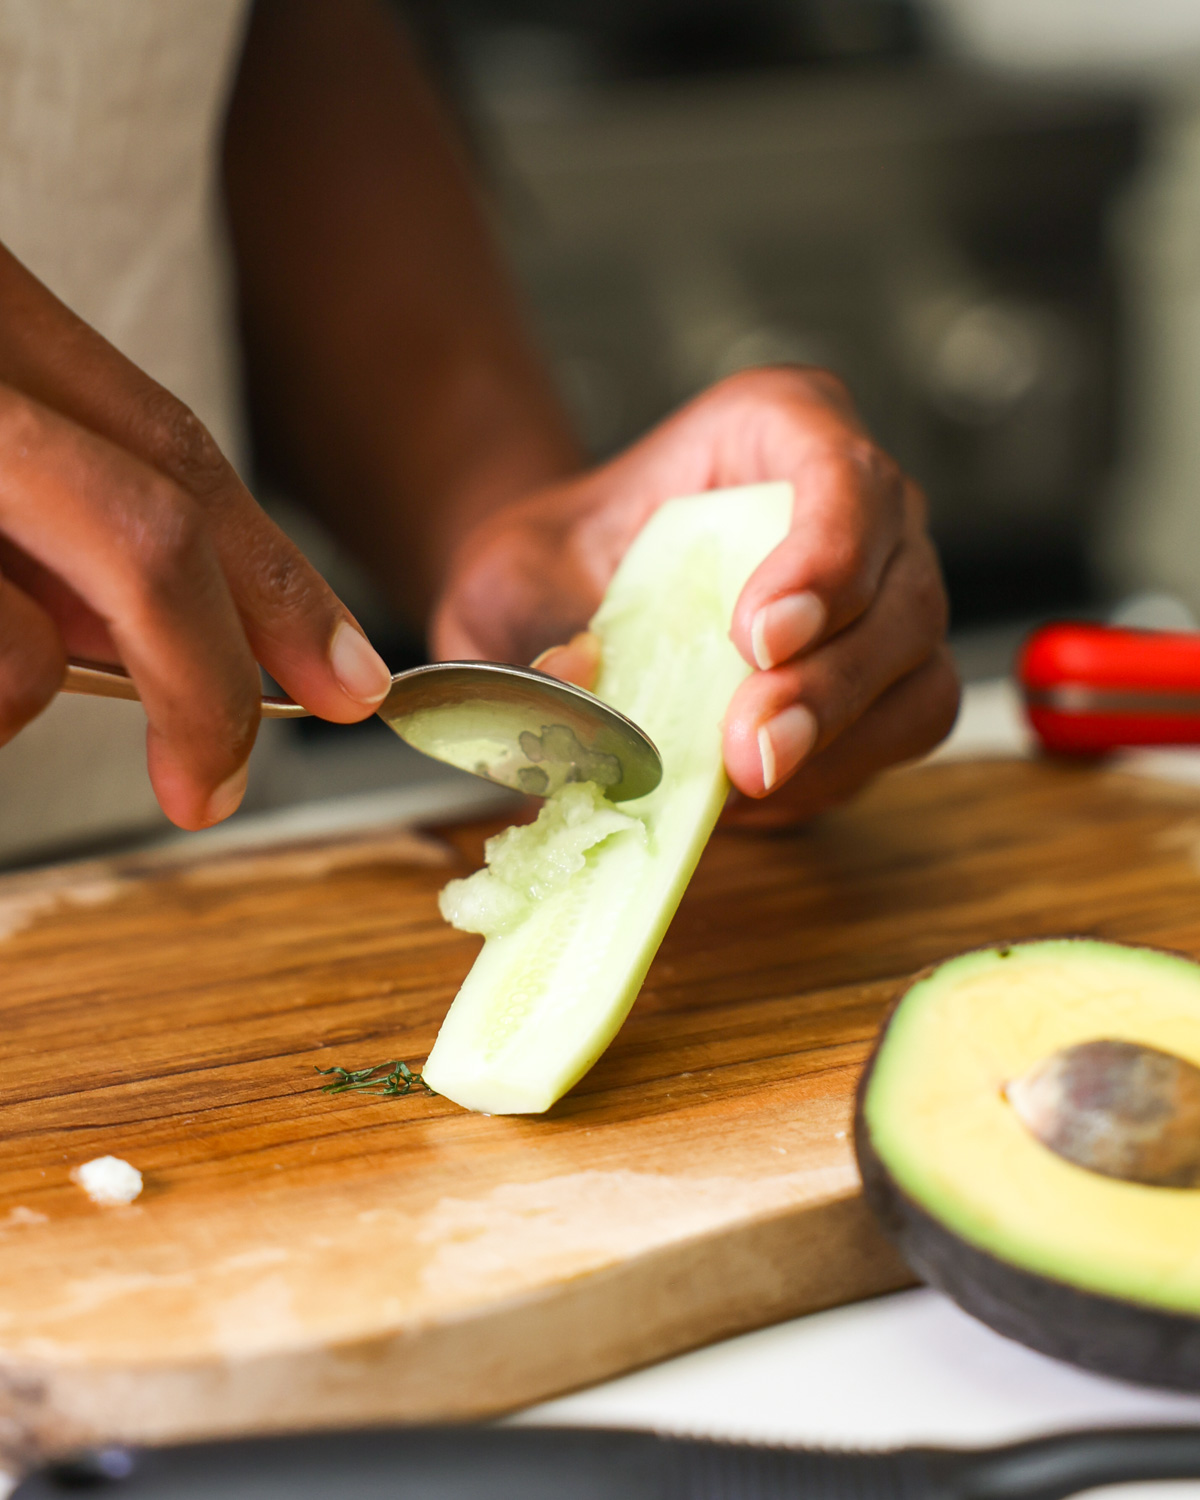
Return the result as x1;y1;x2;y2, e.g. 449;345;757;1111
1006;1038;1200;1189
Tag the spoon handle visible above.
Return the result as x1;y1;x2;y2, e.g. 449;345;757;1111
63;657;313;720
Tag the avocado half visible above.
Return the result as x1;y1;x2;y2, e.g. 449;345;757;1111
855;938;1200;1390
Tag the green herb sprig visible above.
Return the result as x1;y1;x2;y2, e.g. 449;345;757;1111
316;1059;436;1097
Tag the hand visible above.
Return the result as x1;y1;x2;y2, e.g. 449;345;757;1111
432;366;959;825
0;245;393;830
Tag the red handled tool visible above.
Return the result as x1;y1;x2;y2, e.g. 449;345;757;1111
1019;621;1200;754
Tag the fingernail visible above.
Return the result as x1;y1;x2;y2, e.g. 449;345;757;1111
757;704;818;791
330;620;391;704
204;762;248;826
751;592;825;671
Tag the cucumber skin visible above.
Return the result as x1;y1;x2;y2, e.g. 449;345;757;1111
422;483;793;1114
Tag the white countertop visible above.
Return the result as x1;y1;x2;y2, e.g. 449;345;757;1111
520;1288;1200;1451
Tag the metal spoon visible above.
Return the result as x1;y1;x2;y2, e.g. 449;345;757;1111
62;656;662;802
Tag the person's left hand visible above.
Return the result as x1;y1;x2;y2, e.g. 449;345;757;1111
431;366;959;827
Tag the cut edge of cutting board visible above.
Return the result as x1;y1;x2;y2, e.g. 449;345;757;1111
0;1187;911;1464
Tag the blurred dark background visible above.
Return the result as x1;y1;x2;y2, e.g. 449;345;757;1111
393;0;1144;632
261;0;1192;805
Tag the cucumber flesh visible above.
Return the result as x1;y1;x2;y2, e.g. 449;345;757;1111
422;482;793;1114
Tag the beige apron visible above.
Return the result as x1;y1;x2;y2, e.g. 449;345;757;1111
0;0;250;861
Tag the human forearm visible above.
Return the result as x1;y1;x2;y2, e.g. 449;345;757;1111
222;0;582;631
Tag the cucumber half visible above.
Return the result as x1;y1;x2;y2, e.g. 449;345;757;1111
422;482;793;1113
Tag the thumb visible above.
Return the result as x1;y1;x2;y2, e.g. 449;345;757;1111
531;631;601;690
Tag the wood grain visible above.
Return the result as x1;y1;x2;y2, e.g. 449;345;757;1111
1;758;1199;1462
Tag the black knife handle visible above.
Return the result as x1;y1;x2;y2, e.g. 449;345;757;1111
664;1438;924;1500
925;1426;1200;1500
17;1423;1200;1500
18;1427;922;1500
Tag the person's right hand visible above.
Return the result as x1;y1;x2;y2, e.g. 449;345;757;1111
0;244;392;830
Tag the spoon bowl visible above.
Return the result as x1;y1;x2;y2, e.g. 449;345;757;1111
62;657;662;803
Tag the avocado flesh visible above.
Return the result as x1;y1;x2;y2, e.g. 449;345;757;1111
858;937;1200;1377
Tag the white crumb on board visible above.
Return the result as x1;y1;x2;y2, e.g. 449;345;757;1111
71;1156;143;1206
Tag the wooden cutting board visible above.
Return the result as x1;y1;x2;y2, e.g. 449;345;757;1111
3;756;1200;1464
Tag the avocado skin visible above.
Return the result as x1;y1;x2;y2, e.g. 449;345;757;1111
854;1011;1200;1392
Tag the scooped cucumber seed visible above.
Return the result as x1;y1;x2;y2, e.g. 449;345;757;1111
439;782;645;939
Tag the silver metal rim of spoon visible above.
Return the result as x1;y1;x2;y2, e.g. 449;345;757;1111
61;656;663;802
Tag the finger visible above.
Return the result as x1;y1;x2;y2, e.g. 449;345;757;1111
722;647;960;830
432;487;602;667
531;631;601;690
729;398;917;672
0;386;264;829
732;467;916;673
724;526;949;797
113;399;392;723
0;535;117;662
0;573;66;746
0;247;390;721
